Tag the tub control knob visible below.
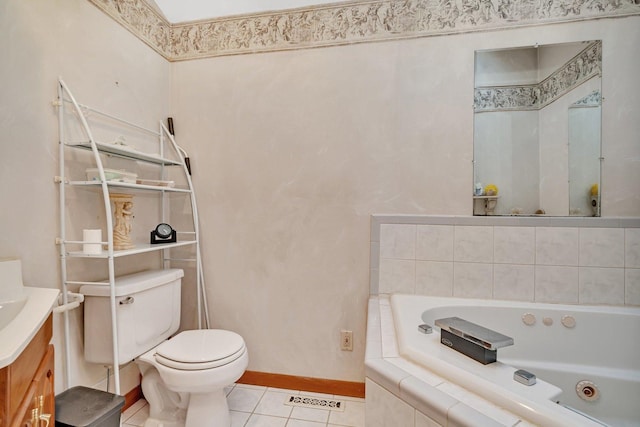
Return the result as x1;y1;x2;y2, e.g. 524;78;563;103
418;324;433;334
514;369;536;386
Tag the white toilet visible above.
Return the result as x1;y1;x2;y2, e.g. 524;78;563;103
81;269;248;427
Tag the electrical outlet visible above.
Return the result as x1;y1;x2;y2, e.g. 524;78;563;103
340;330;353;351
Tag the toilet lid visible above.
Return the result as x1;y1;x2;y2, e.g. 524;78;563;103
155;329;246;370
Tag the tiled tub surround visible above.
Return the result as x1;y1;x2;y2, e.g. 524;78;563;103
366;296;533;427
370;216;640;306
365;295;640;427
366;215;640;426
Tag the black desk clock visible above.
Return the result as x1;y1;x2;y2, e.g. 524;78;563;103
150;223;176;244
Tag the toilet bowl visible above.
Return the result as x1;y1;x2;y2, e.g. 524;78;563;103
80;269;248;427
137;329;248;427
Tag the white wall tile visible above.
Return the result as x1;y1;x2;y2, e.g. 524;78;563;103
415;411;442;427
626;229;640;268
453;263;492;299
379;304;399;358
447;403;504;427
381;224;416;259
436;383;520;427
399;377;456;426
579;267;625;305
365;379;415;427
388;359;444;388
493;226;535;264
379;259;415;294
626;268;640;306
536;227;579;266
454;226;493;263
493;264;534;301
535;266;579;303
579;228;624;267
374;219;638;306
416;225;454;261
415;261;453;297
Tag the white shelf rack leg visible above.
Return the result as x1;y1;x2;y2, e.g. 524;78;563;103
57;82;72;391
58;78;121;395
161;123;209;329
56;80;208;397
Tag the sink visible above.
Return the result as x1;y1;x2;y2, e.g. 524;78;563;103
0;291;28;330
0;286;59;368
0;259;59;368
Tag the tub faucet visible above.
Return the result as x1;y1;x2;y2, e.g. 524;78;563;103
435;317;513;364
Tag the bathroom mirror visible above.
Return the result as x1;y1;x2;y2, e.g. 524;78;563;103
473;40;602;216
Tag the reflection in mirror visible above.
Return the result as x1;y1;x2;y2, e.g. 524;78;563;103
569;92;601;216
473;41;602;216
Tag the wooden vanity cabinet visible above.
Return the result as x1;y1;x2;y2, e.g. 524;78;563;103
0;314;54;427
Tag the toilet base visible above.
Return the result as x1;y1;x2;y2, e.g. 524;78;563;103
136;332;248;427
141;368;188;427
186;390;230;427
138;356;243;427
142;389;231;427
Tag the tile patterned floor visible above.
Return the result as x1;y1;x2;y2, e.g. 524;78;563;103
122;383;365;427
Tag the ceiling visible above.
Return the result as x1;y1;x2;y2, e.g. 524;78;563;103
152;0;354;23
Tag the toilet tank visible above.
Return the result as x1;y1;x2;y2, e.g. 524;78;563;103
80;269;183;365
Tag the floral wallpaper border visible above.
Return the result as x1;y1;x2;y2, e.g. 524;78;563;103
474;40;601;112
89;0;172;58
572;90;602;107
88;0;639;61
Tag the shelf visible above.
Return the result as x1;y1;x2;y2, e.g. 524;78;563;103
69;180;192;193
66;141;182;166
473;195;500;200
66;240;196;258
57;79;204;395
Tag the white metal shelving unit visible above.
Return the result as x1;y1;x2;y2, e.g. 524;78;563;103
55;78;208;395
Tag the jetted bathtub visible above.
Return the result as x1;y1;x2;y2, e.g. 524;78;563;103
367;294;640;426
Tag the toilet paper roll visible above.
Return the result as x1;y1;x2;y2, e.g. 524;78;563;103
83;229;103;255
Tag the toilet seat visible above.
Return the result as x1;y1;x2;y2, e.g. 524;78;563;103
155;329;246;371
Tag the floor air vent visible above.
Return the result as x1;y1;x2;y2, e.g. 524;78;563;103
285;395;345;411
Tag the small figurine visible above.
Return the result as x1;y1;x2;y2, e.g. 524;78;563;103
111;193;135;250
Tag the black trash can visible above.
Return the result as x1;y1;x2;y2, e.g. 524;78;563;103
55;386;125;427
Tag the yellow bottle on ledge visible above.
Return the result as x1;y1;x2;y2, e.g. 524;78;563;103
484;184;499;196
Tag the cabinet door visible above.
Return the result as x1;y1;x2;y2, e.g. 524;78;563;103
13;345;54;427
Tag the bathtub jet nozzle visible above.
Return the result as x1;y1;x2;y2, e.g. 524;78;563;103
435;317;514;365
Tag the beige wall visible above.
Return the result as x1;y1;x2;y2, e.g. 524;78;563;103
170;41;472;381
172;17;640;381
0;0;171;393
1;0;638;394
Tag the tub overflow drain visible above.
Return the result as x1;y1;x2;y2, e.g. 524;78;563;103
576;380;600;401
